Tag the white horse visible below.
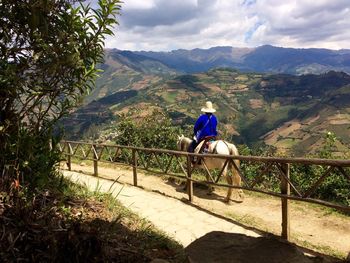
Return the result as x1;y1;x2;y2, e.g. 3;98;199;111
177;135;244;203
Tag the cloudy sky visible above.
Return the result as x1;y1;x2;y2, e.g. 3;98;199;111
103;0;350;51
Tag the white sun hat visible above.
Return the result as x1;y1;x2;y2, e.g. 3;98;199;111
201;101;216;113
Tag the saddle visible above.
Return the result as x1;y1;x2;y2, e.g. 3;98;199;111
195;136;216;154
192;136;216;164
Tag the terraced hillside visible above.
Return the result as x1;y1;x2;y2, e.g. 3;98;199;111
61;51;350;156
85;49;177;104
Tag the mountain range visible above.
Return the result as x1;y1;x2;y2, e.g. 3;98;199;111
61;46;350;156
134;45;350;75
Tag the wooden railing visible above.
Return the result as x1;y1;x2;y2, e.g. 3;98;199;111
58;140;350;241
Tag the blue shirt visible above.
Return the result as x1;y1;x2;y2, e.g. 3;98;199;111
194;114;218;142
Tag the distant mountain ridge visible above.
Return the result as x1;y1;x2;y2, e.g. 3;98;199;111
130;45;350;75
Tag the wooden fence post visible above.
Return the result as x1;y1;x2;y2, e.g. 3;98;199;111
93;144;98;176
280;163;290;240
132;149;138;186
67;143;71;171
187;155;193;202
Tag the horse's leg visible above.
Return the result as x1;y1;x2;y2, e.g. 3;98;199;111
232;160;244;201
203;159;214;195
205;172;215;195
224;169;233;203
182;181;188;191
207;180;214;195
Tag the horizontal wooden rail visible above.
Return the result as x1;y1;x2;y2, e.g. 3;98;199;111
63;140;350;166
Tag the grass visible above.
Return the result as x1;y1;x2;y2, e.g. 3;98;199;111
275;138;299;148
292;235;346;260
162;91;178;103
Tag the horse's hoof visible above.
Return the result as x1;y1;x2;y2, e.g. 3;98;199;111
207;187;214;192
238;194;245;201
167;177;176;184
224;199;232;205
207;188;214;195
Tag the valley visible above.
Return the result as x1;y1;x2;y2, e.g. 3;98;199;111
61;47;350;157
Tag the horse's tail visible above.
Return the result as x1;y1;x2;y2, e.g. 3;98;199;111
227;142;240;169
227;142;243;199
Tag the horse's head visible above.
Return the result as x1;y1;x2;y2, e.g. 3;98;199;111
177;135;185;151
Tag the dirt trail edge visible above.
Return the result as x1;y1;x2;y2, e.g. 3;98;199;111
61;163;350;261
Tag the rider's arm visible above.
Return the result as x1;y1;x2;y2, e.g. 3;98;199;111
212;115;218;136
194;115;205;134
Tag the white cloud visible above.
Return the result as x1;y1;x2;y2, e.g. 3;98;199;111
122;0;156;10
246;0;350;49
102;0;350;51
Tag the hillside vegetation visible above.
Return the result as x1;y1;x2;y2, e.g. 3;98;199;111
62;51;350;156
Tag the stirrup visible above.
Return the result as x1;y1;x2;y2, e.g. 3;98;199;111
192;156;197;164
192;156;201;165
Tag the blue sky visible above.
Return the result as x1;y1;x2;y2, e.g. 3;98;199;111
101;0;350;51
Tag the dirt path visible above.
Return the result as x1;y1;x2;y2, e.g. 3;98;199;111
65;162;350;259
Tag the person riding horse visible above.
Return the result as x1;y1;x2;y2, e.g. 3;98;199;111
177;103;244;202
189;101;218;153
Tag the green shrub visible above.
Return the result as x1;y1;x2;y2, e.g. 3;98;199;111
115;110;182;150
238;132;350;206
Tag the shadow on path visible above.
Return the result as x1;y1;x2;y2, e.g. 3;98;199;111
185;231;343;263
165;177;242;203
